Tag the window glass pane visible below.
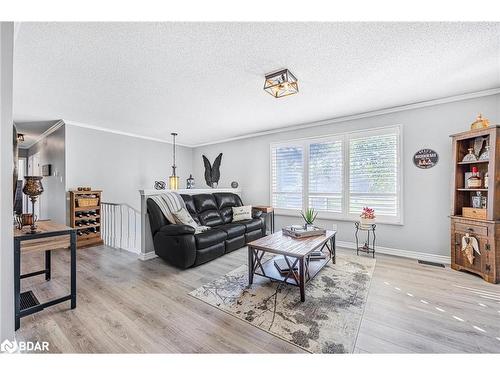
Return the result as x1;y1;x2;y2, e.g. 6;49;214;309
271;145;303;209
308;140;343;213
349;132;398;216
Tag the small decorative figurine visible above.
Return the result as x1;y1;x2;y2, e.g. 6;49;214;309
470;114;489;130
186;174;195;189
462;148;478;162
154;181;166;190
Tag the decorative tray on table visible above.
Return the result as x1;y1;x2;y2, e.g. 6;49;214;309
282;225;326;238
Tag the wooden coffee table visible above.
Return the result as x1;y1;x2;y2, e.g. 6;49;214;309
247;230;336;302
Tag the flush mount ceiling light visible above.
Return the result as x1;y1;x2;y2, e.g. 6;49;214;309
263;69;299;98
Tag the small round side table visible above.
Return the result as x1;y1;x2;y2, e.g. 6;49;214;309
354;222;376;258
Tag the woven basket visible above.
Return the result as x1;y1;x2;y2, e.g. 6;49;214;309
77;198;99;207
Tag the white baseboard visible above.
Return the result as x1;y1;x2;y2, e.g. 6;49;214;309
336;241;450;264
138;252;158;261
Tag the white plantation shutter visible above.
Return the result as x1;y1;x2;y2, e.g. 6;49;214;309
348;128;399;217
270;126;402;223
308;139;343;213
271;145;304;209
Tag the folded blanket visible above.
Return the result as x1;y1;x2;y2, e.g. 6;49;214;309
150;192;209;234
149;192;186;224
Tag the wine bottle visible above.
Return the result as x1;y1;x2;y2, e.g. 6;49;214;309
467;167;482;188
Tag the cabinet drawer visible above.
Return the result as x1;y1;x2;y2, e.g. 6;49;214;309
454;223;488;237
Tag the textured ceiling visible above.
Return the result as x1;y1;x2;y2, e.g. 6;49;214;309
13;22;500;146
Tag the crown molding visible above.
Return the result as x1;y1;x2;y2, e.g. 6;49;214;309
18;119;65;149
62;88;499;148
192;88;500;147
64;120;190;148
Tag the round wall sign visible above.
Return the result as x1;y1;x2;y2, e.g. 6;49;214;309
413;149;439;169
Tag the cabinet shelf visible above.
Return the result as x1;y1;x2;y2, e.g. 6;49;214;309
451;125;499;283
457;160;489;165
75;206;100;212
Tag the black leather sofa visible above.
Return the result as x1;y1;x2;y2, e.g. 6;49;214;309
147;192;265;268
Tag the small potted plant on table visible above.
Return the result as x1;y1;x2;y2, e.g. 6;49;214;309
360;207;375;228
301;208;318;230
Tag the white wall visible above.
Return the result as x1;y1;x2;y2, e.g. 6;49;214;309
27;124;66;223
65;124;194;210
65;125;194;251
0;21;14;343
192;94;500;261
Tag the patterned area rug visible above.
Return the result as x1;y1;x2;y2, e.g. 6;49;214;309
189;252;375;353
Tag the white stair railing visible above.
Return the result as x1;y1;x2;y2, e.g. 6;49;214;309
101;202;141;253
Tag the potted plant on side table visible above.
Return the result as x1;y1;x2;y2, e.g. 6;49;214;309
360;207;375;228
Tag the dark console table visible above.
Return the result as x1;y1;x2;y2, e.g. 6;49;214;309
14;220;76;330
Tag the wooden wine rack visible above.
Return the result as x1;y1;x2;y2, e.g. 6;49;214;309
69;190;104;248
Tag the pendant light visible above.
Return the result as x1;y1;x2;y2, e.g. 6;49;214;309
169;132;180;190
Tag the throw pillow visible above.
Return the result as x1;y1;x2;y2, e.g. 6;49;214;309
173;207;210;234
232;205;252;222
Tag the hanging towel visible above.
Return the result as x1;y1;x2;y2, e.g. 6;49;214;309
461;233;480;264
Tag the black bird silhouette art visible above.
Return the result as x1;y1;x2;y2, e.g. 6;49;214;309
202;153;223;187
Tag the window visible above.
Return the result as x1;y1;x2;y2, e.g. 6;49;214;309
271;145;304;209
348;129;399;217
308;139;343;213
270;126;402;224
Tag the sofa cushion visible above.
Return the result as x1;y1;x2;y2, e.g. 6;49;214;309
181;194;201;225
213;192;242;210
193;194;218;212
238;218;263;233
215;223;246;239
198;210;223;227
214;193;243;223
195;228;227;249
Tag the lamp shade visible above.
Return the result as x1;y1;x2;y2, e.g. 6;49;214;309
22;176;44;197
169;175;179;190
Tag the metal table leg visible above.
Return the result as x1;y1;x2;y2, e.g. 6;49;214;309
70;230;77;309
14;239;21;331
299;257;305;302
248;246;254;285
45;250;51;280
331;235;336;264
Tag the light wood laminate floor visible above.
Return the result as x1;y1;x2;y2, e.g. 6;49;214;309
16;245;500;353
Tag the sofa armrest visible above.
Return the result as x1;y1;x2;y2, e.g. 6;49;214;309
158;224;195;236
252;209;263;219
